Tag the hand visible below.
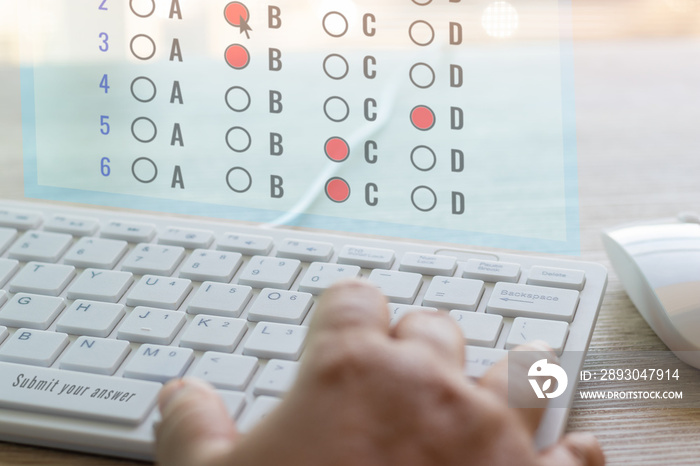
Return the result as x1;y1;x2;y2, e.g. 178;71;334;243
155;279;604;466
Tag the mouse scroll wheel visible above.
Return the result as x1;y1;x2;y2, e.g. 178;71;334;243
677;212;700;224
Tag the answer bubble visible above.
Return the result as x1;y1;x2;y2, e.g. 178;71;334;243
130;34;156;61
323;54;349;80
412;0;433;4
324;97;350;123
131;157;158;184
225;86;251;112
326;178;351;203
131;117;157;143
409;63;435;89
325;137;350;162
411;146;436;171
225;44;250;69
409;21;435;46
411;186;437;212
130;77;157;103
225;127;252;152
226;167;253;193
410;105;435;131
129;0;156;18
224;2;250;27
323;12;349;38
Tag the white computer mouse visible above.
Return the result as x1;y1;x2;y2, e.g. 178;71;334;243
602;215;700;369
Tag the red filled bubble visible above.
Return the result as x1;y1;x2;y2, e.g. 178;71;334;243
325;137;349;162
326;178;350;203
411;105;435;131
225;44;250;69
224;2;250;27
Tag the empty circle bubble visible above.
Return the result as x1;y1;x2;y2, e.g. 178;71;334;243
411;146;436;171
130;34;156;60
409;63;435;89
409;21;435;46
323;54;349;80
326;177;351;202
226;127;252;152
324;96;350;123
323;11;349;38
482;1;519;38
131;117;157;143
131;157;158;184
130;76;157;103
226;167;252;193
225;86;251;112
130;0;156;17
411;186;437;212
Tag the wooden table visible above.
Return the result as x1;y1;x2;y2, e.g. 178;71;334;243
2;27;700;466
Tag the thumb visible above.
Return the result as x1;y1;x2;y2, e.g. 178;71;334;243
155;378;239;466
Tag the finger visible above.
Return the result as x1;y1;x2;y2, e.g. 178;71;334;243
156;378;238;466
391;311;465;369
308;279;390;339
539;432;606;466
477;341;555;432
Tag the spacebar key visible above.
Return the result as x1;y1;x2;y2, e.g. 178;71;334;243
0;362;161;425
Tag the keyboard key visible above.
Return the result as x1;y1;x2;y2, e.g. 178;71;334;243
526;266;586;291
123;344;194;383
8;230;72;263
66;269;133;303
0;227;17;254
367;269;422;304
337;245;394;269
0;258;19;287
247;289;313;325
487;283;580;322
0;293;65;330
298;262;361;295
121;243;185;276
63;237;128;269
461;259;521;283
505;317;569;355
101;220;156;243
464;346;507;378
179;249;242;282
0;209;42;230
0;361;161;425
238;396;282;433
0;291;6;308
126;275;192;310
238;256;301;290
276;239;333;262
254;359;300;397
449;310;503;347
117;307;186;345
179;315;247;352
399;252;457;276
187;283;253;317
158;227;214;249
217;232;273;255
9;262;76;297
55;300;126;338
422;276;484;311
190;352;258;391
59;337;130;375
388;303;437;325
0;329;69;367
218;390;247;419
0;326;7;344
243;322;307;360
44;215;99;236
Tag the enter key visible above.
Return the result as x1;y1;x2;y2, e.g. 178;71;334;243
486;283;580;322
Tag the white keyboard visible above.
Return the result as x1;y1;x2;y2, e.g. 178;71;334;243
0;200;607;460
